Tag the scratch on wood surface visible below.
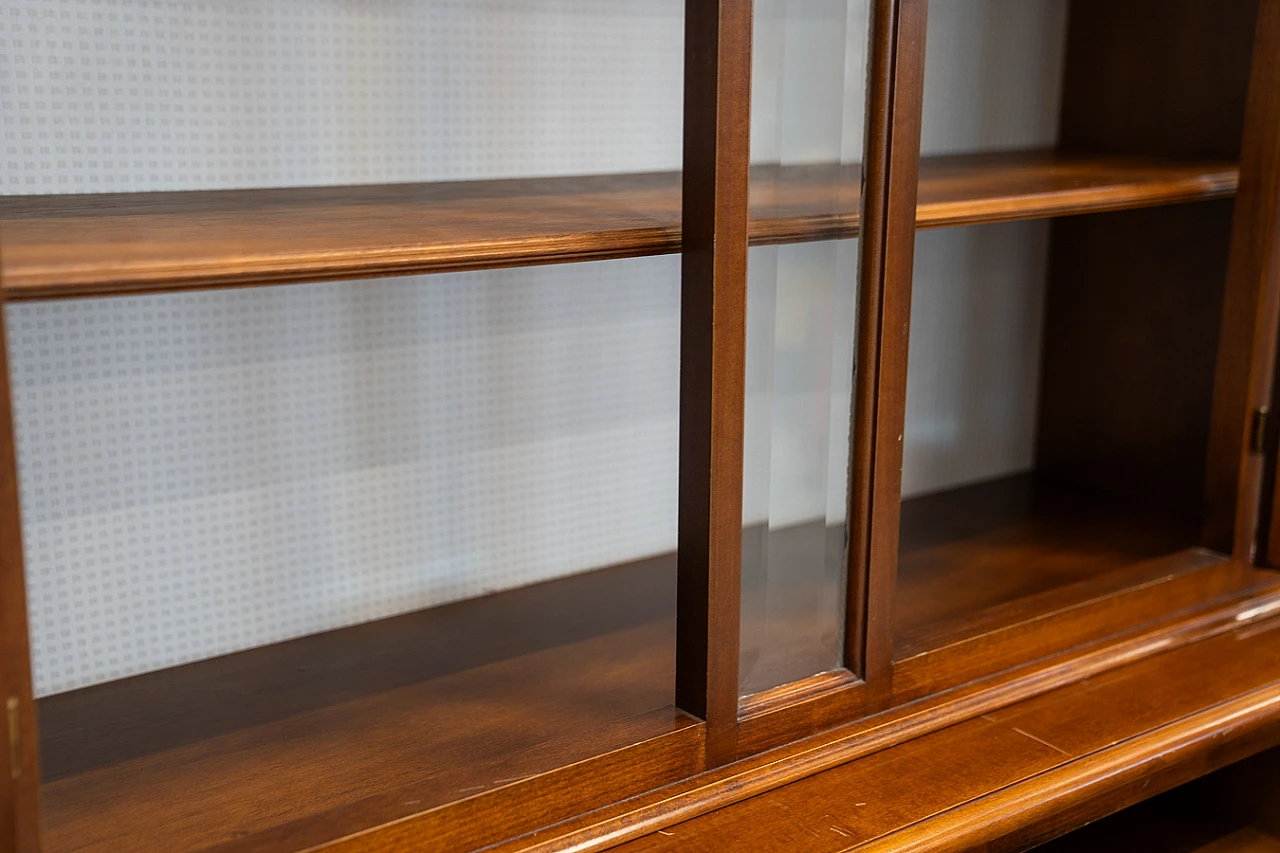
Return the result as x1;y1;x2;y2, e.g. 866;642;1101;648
765;798;821;838
767;797;794;813
1012;726;1070;756
831;826;852;837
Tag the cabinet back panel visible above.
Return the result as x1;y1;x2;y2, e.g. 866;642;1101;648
1059;0;1258;160
1038;202;1235;516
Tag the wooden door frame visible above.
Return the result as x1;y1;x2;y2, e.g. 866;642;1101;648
730;0;929;754
731;0;1280;749
0;293;43;853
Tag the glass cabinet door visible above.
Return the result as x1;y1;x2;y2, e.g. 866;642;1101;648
0;3;699;850
739;0;869;699
890;0;1257;699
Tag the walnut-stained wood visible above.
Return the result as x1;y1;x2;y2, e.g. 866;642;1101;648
911;153;1236;231
1029;729;1280;852
674;0;752;765
0;308;42;853
35;556;693;853
1173;746;1280;847
1059;0;1258;162
894;547;1267;704
0;153;1236;301
608;613;1280;853
737;471;1216;750
1037;202;1237;520
482;584;1280;853
895;475;1201;641
889;474;1266;700
1207;0;1280;564
34;514;1268;853
1035;761;1280;853
9;1;1280;850
855;0;931;711
1053;0;1264;555
38;522;871;853
1206;0;1280;559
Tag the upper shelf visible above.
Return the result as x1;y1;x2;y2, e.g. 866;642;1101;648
0;150;1237;300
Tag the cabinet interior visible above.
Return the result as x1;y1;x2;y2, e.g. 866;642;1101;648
892;0;1258;663
1035;744;1280;853
0;0;1271;850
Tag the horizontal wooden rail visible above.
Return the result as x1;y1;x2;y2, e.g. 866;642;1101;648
473;592;1280;853
0;149;1239;298
0;150;1236;300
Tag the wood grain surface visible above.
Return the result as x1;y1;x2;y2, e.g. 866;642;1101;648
610;613;1280;853
470;580;1280;853
895;474;1200;644
35;557;689;853
673;0;753;765
890;473;1268;700
1036;764;1280;853
32;499;1251;852
1204;0;1280;563
854;0;931;712
0;152;1236;300
1053;0;1263;557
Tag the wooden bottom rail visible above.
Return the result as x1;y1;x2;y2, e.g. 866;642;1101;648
29;476;1280;851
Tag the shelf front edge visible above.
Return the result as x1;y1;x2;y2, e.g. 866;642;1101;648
0;155;1239;301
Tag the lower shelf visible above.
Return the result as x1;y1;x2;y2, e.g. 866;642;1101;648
895;473;1208;659
31;473;1252;851
1036;743;1280;853
36;555;686;853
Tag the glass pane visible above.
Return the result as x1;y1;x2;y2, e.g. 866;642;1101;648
739;0;868;697
17;258;683;852
895;0;1074;655
893;0;1203;662
3;3;687;850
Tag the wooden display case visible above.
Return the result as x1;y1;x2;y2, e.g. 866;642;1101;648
3;1;1280;851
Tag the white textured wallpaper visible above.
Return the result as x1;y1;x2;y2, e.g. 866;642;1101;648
1;0;1067;696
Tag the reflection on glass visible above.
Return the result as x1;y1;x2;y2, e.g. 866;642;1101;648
739;0;868;697
6;1;689;847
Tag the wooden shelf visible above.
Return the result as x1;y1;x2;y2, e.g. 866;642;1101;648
1035;753;1280;853
20;478;1252;853
0;150;1236;300
895;474;1208;660
35;556;686;853
597;608;1280;853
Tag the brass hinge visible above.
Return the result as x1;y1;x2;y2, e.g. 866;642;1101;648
6;696;19;779
1252;407;1271;456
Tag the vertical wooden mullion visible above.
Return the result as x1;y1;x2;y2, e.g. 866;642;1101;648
0;298;43;853
1202;0;1280;563
676;0;753;766
848;0;929;702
